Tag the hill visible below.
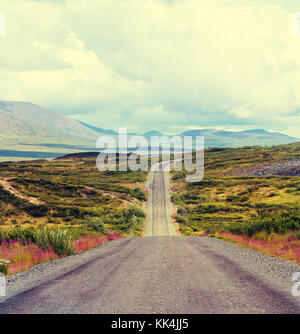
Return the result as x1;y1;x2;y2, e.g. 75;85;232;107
0;101;103;160
0;101;298;160
0;101;101;142
78;121;118;136
179;128;298;147
143;130;165;137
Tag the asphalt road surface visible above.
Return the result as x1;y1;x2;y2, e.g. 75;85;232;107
144;162;177;236
0;167;299;314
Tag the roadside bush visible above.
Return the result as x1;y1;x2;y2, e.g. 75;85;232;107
0;259;10;275
109;206;145;236
172;171;186;181
34;227;75;256
180;225;194;236
0;226;36;243
131;188;146;201
229;212;300;237
171;193;185;204
85;216;107;233
126;206;145;219
177;206;187;217
175;214;187;224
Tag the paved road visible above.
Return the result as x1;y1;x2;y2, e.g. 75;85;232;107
144;163;177;236
0;166;299;314
0;237;299;314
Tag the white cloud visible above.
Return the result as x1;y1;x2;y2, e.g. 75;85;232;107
0;0;299;135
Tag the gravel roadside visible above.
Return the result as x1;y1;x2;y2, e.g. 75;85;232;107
197;236;300;297
1;238;133;303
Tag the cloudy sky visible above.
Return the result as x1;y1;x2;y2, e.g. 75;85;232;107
0;0;300;135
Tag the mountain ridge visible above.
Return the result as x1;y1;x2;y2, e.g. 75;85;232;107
0;101;298;160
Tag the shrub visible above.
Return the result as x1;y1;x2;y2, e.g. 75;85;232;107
117;206;145;236
0;259;10;275
171;193;185;204
85;216;107;233
23;204;48;217
229;212;300;237
177;206;187;216
180;225;194;236
175;214;187;224
226;195;239;203
52;207;84;219
0;226;36;243
131;188;146;201
172;171;186;180
240;195;250;202
34;228;75;256
195;204;227;214
126;206;145;219
5;209;15;217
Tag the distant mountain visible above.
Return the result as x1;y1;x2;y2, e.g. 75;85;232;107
242;129;269;134
78;121;118;136
143;130;165;137
0;101;298;161
179;129;298;147
0;101;102;142
0;101;103;160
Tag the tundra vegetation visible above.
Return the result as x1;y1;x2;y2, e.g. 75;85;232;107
171;142;300;263
0;156;147;274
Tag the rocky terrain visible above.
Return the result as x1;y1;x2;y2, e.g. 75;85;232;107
224;160;300;177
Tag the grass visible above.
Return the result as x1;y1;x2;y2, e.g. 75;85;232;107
214;231;300;263
171;142;300;262
0;156;147;236
0;155;147;274
75;234;122;253
0;240;58;274
0;227;123;275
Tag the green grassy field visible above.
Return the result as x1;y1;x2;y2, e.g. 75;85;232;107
171;142;300;236
0;156;147;237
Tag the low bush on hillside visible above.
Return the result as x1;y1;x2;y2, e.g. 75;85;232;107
34;227;75;256
85;216;107;234
175;213;187;222
84;205;145;236
23;204;49;217
194;204;234;214
228;212;300;237
51;206;84;219
131;188;146;201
